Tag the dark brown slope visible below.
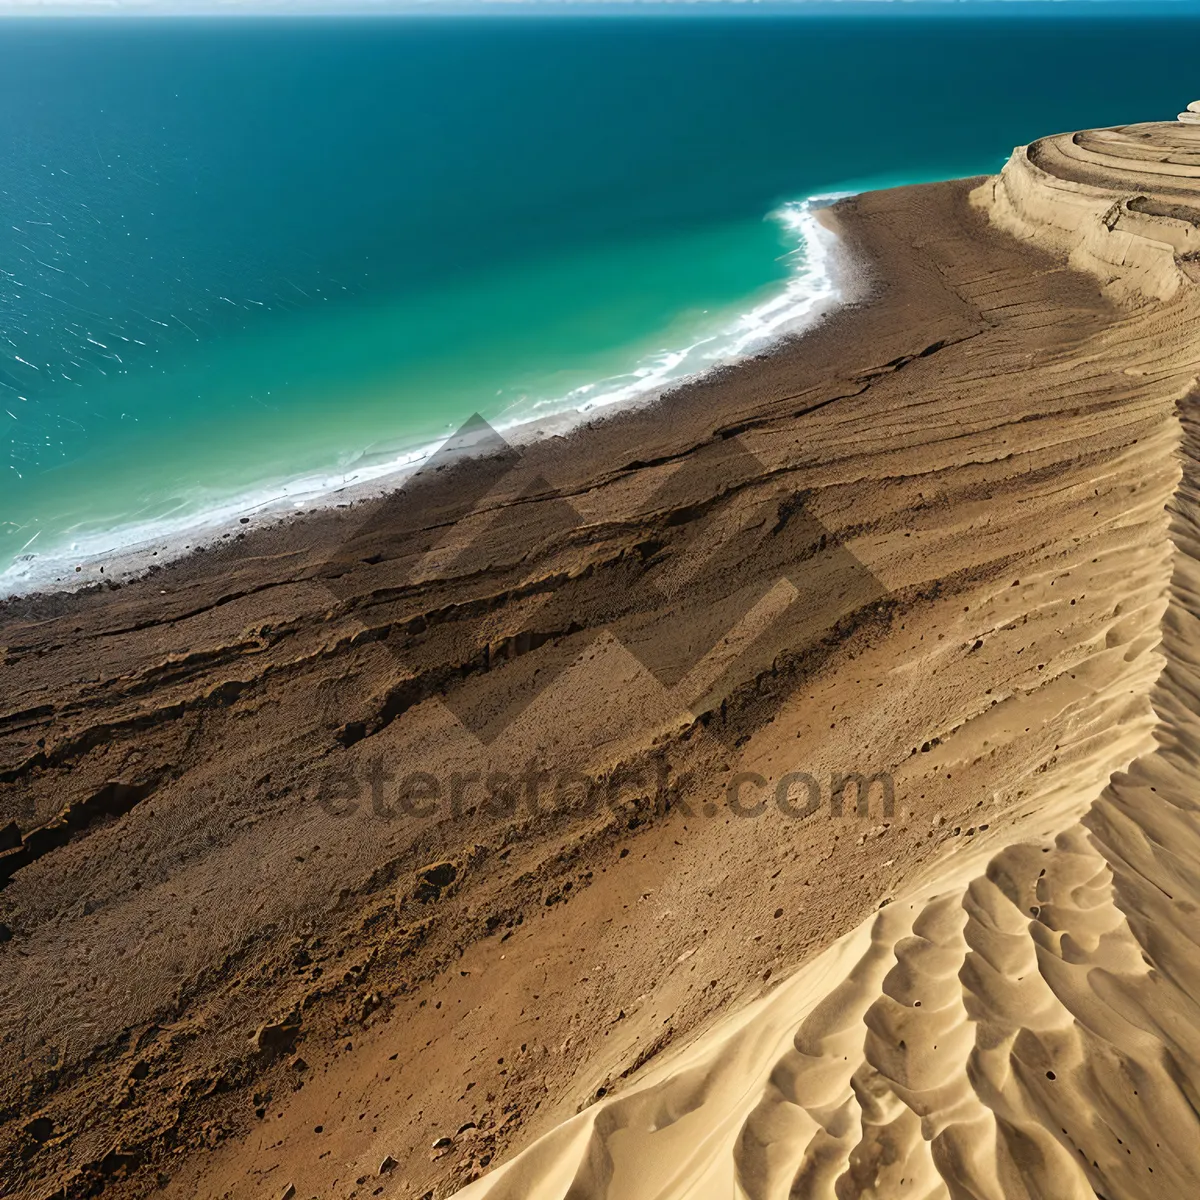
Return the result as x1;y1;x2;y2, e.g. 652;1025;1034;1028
0;177;1151;1200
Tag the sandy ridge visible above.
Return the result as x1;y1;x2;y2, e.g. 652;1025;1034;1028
2;139;1197;1200
451;123;1200;1200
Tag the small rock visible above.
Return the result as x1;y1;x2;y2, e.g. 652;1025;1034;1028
24;1115;54;1144
432;1135;453;1149
280;1185;296;1200
99;1146;141;1176
253;1014;301;1059
414;861;458;904
379;1154;398;1174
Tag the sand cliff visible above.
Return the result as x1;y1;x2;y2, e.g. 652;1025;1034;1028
451;123;1200;1199
3;126;1200;1200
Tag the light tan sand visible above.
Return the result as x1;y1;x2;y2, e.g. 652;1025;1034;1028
5;126;1200;1200
450;122;1200;1199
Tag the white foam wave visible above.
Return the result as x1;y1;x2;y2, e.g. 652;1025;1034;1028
497;194;844;426
0;194;848;598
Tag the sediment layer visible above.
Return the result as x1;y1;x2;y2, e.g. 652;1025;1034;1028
452;122;1200;1200
2;124;1199;1200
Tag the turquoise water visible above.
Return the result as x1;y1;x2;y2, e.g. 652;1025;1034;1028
2;12;1199;588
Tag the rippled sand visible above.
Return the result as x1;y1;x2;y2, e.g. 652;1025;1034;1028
4;122;1200;1200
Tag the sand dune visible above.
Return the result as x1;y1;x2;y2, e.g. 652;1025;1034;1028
452;123;1200;1199
4;127;1200;1200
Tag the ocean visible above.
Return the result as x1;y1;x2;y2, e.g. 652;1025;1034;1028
2;8;1199;591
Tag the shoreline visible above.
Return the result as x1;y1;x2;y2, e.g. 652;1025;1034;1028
0;195;854;602
11;144;1196;1198
1;171;1024;1196
458;123;1200;1198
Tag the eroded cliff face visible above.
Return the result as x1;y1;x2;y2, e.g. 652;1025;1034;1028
979;122;1200;301
454;126;1200;1200
5;132;1200;1200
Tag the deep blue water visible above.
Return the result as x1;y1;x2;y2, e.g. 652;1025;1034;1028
2;11;1198;588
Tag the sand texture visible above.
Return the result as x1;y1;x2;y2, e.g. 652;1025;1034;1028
1;123;1199;1200
453;123;1200;1199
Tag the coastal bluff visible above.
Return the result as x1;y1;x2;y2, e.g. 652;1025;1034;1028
980;120;1200;300
450;121;1200;1200
4;121;1200;1200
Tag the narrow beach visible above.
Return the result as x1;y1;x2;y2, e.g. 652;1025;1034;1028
4;119;1200;1198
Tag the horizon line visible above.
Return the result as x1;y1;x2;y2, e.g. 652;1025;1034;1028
2;0;1199;16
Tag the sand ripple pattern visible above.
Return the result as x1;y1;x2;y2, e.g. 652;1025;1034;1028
455;122;1200;1200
